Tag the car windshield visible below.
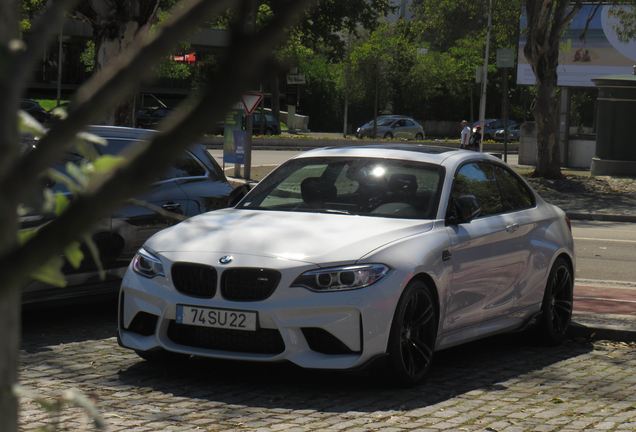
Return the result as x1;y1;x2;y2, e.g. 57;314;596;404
237;157;444;219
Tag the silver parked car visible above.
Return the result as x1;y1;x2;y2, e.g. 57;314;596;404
118;144;574;386
494;123;521;142
357;116;425;140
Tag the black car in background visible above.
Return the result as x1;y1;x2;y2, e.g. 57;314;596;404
252;112;281;136
21;126;235;306
135;106;178;129
20;99;50;123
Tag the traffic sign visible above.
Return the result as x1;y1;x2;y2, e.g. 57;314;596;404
497;48;515;68
241;93;263;115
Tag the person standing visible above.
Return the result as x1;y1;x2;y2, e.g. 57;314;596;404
460;120;471;149
469;125;482;151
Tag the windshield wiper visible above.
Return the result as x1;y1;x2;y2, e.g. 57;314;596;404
325;209;351;215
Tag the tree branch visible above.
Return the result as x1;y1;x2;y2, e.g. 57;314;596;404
2;0;236;207
1;0;316;289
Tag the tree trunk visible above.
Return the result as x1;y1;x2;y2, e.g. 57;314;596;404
76;0;160;126
523;0;582;179
532;72;562;178
0;0;24;429
0;286;20;432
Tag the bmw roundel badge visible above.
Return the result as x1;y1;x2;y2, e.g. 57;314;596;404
219;255;233;264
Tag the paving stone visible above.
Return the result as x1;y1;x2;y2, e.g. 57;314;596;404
18;317;636;432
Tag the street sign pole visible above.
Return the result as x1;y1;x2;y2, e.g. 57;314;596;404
240;93;263;180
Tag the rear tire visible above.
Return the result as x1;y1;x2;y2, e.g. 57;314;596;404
415;133;424;140
538;257;573;345
386;280;437;386
135;349;190;364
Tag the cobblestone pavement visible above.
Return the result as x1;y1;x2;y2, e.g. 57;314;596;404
18;305;636;432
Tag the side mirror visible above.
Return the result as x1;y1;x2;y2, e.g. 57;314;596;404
448;195;481;224
228;183;252;207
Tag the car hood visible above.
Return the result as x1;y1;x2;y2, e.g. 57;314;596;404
145;209;433;265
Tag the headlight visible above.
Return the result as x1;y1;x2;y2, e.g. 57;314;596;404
132;248;164;278
292;264;390;292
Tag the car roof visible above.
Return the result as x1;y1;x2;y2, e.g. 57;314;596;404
292;144;454;165
292;143;506;167
84;125;160;140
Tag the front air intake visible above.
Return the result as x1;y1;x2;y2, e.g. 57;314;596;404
172;263;217;298
221;268;281;301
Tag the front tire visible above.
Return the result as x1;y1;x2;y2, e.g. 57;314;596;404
538;257;573;345
386;280;437;386
383;132;393;139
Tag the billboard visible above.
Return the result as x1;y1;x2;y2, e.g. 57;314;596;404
517;4;636;87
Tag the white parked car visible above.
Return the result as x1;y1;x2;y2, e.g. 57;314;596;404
118;144;575;386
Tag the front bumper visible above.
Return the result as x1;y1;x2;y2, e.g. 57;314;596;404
118;252;402;370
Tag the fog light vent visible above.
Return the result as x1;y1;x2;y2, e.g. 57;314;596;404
128;312;158;336
301;328;359;354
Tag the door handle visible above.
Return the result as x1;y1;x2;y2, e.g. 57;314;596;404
505;223;519;233
162;201;181;211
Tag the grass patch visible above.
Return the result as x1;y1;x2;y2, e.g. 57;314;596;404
31;99;70;111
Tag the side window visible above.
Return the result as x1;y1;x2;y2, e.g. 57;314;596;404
493;165;534;212
450;162;503;217
160;152;206;180
404;120;414;126
101;139;133;156
265;114;276;122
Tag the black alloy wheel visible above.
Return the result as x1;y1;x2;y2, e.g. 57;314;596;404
383;132;393;139
415;133;424;140
386;280;437;386
539;257;573;345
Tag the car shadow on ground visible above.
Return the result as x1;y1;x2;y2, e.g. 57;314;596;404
21;300;119;353
116;332;593;413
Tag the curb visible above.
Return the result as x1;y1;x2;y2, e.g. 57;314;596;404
569;322;636;343
566;212;636;223
570;311;636;342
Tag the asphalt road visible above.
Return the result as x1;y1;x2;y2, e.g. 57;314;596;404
572;220;636;284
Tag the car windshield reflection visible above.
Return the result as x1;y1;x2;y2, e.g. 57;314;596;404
237;157;444;219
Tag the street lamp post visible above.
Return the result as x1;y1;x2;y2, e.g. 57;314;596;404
478;0;493;152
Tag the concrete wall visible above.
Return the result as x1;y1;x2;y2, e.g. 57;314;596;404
518;121;595;168
420;120;463;138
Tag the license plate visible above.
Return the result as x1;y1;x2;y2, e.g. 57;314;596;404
176;305;257;331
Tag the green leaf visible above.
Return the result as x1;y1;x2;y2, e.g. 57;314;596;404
18;228;37;245
46;168;81;195
54;193;70;217
17;110;46;137
66;161;90;188
64;241;84;269
92;155;127;174
76;131;108;147
49;106;68;120
74;139;100;161
31;255;66;287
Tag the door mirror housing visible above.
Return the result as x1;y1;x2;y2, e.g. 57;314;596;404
448;195;481;225
228;183;252;207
